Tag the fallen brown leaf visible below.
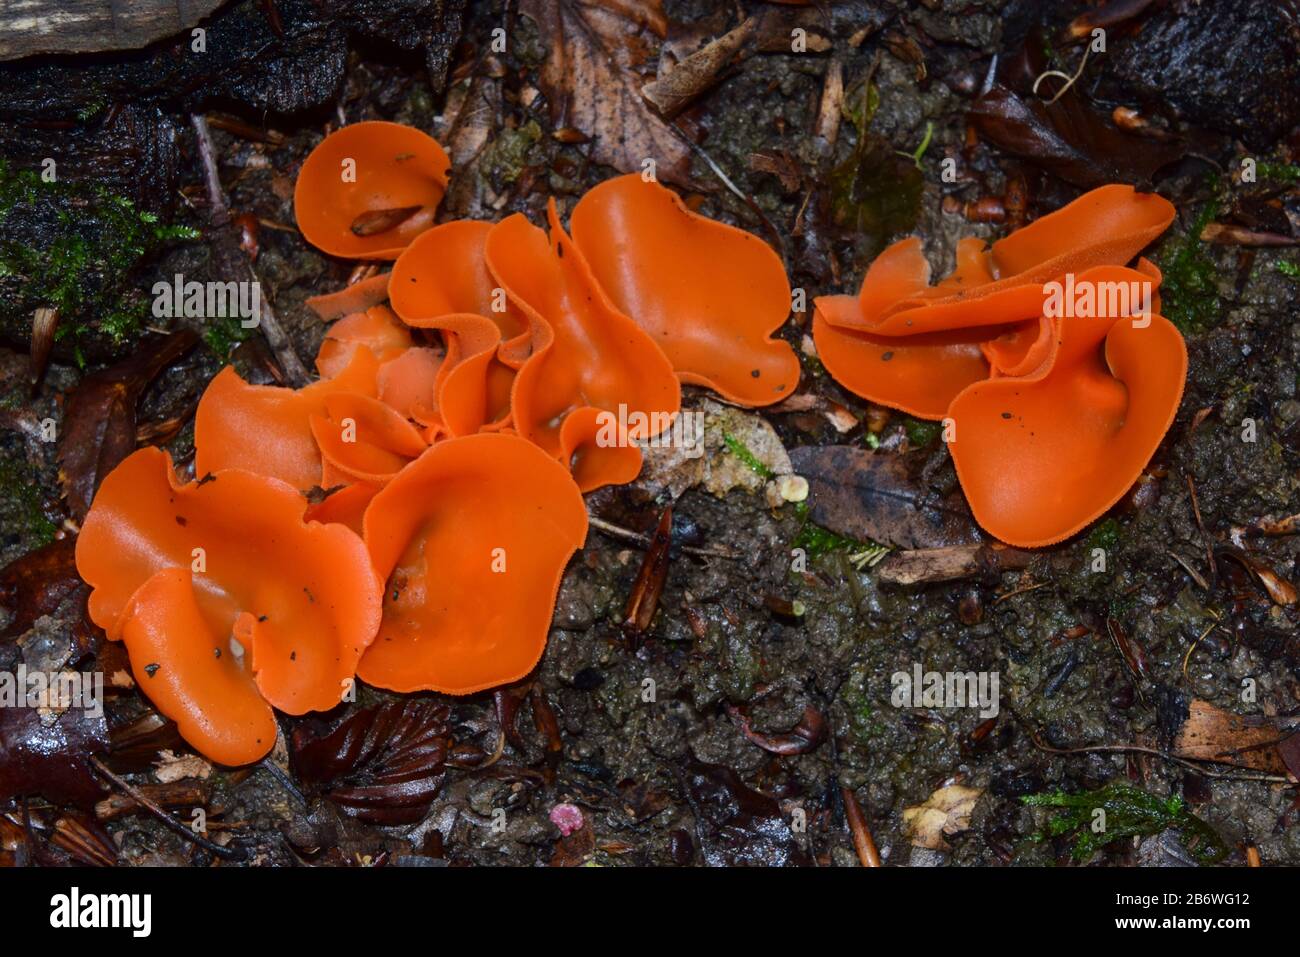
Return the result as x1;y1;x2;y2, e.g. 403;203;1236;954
57;330;198;519
789;445;981;550
292;700;451;825
0;536;82;639
0;701;109;809
642;15;757;116
520;0;692;184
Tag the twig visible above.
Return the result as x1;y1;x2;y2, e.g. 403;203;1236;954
1181;612;1222;681
190;113;311;386
1020;724;1291;783
90;756;241;859
666;120;786;268
994;581;1048;605
1166;548;1209;591
587;514;740;560
1185;473;1218;587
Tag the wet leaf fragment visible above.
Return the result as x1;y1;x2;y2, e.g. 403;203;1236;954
969;85;1181;188
789;445;980;550
0;701;109;809
291;700;451;825
519;0;691;185
683;758;810;866
57;330;198;519
0;536;82;639
623;506;672;635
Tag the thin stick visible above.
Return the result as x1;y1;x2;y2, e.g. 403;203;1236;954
190;113;311;386
1185;473;1218;586
90;756;240;859
994;581;1048;605
587;514;740;560
1021;727;1291;784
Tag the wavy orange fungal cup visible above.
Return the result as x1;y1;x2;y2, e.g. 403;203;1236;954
485;201;681;491
946;270;1186;547
570;173;801;406
76;447;382;764
357;432;588;695
294;121;451;259
821;184;1176;336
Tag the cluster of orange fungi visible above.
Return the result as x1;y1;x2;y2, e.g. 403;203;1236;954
75;121;799;764
814;184;1186;548
75;120;1188;766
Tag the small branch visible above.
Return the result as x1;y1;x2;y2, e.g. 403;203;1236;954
587;514;740;560
191;113;311;386
90;756;241;859
1019;724;1292;784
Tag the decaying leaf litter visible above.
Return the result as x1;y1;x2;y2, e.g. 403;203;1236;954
1;0;1299;866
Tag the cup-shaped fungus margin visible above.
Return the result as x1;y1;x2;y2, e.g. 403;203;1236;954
311;392;428;486
812;293;1000;420
389;219;531;363
76;447;383;764
306;272;392;322
195;348;379;492
946;277;1187;548
813;256;1166;419
315;305;413;378
357;433;588;695
485;201;681;491
294;121;450;260
569;173;801;406
821;185;1175;336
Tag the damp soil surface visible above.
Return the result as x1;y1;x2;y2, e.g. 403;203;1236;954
1;0;1298;867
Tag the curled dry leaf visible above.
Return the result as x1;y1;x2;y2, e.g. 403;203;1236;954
642;16;758;116
29;306;58;387
291;700;452;825
789;445;981;550
0;700;109;809
0;536;82;639
1216;546;1297;606
57;330;198;519
152;748;213;784
520;0;691;185
903;784;983;851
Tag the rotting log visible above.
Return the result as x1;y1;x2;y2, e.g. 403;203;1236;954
0;0;227;60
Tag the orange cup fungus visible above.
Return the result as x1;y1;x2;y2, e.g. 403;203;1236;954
293;121;450;259
813;184;1186;548
74;123;801;762
76;447;381;765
